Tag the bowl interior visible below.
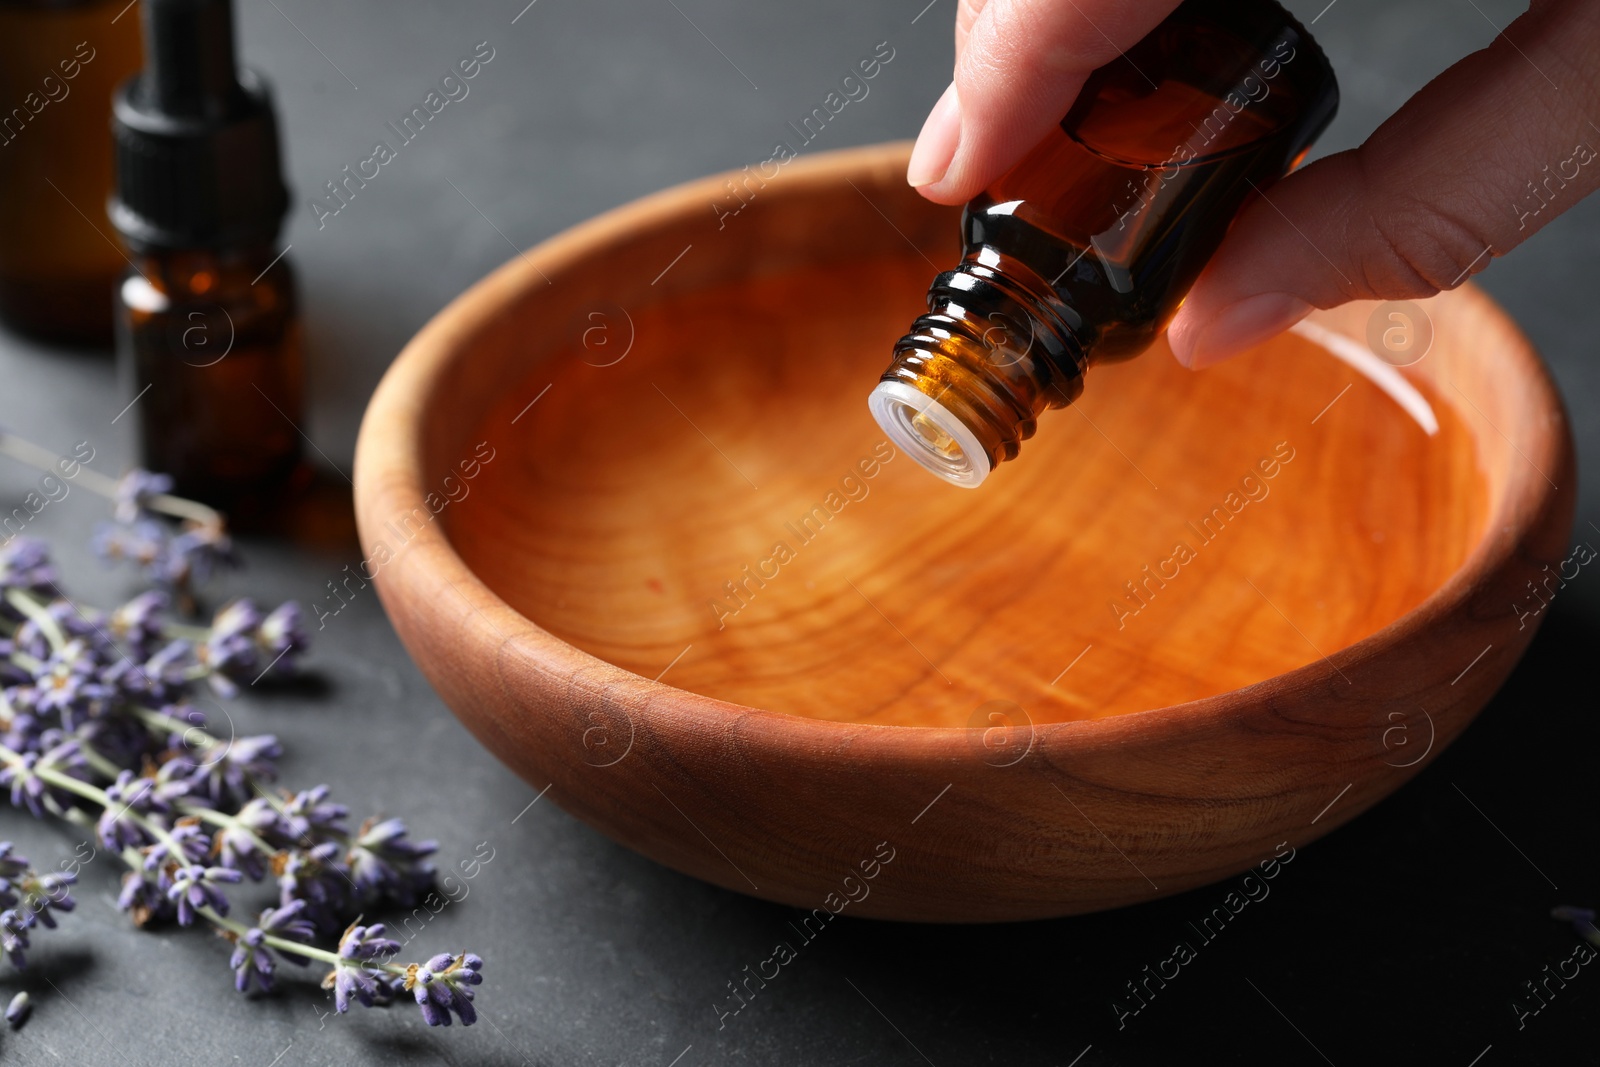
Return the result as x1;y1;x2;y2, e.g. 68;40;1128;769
445;253;1487;728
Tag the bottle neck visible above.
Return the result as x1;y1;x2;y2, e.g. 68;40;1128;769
872;254;1090;487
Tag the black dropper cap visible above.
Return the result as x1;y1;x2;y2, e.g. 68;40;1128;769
110;0;289;252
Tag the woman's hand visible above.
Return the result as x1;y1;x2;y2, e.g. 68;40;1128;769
908;0;1600;367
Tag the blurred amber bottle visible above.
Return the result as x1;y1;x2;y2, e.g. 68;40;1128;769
869;0;1338;488
111;0;305;523
0;0;142;345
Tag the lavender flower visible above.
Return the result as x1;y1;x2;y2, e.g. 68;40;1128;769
211;600;262;641
0;641;30;689
0;539;58;613
117;869;174;927
142;820;209;870
167;864;243;925
0;842;28;886
166;520;239;588
406;952;483;1027
201;600;264;697
112;470;174;524
91;517;170;577
283;784;347;840
0;909;29;968
140;639;198;699
258;898;316;963
72;714;149;773
338;920;401;962
184;734;281;808
324;960;396;1013
257;602;308;677
13;602;116;664
0;754;48;817
217;797;288;881
108;590;168;661
17;643;117;730
277;841;352;933
321;921;403;1013
25;870;77;929
96;769;166;850
228;926;275;992
0;739;84;818
136;704;212;766
0;844;66;942
347;817;437;905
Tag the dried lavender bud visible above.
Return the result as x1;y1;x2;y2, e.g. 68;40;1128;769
183;735;281;809
5;990;28;1029
217;797;289;881
107;591;168;662
0;540;58;615
167;865;243;926
142;822;210;871
257;899;316;965
323;959;396;1014
406;952;483;1027
1;909;30;968
348;817;437;905
112;470;174;524
282;785;347;839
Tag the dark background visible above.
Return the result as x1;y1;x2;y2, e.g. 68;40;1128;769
0;0;1594;1063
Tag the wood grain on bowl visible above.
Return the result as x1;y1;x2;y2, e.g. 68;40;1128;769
353;143;1574;921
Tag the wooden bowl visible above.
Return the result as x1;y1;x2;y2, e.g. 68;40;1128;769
353;143;1574;921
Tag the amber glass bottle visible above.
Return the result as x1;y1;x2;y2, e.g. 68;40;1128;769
117;246;303;516
111;0;304;522
869;0;1338;487
0;0;143;344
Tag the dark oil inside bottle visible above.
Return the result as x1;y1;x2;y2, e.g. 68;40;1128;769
965;3;1331;364
119;246;306;524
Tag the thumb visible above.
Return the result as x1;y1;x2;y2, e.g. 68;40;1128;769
908;0;1180;204
1169;0;1600;368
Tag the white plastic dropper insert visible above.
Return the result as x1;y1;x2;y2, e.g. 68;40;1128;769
867;380;991;489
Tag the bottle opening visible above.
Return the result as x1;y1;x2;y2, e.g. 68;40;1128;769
868;381;990;488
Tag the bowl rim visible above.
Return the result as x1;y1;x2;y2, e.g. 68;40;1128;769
354;140;1574;755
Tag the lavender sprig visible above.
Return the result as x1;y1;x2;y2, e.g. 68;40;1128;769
0;730;477;1027
0;842;76;968
0;431;235;606
0;527;483;1029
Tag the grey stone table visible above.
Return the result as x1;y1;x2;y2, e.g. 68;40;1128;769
0;1;1594;1063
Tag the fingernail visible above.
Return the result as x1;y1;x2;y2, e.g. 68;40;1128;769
907;82;960;188
1174;293;1312;369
